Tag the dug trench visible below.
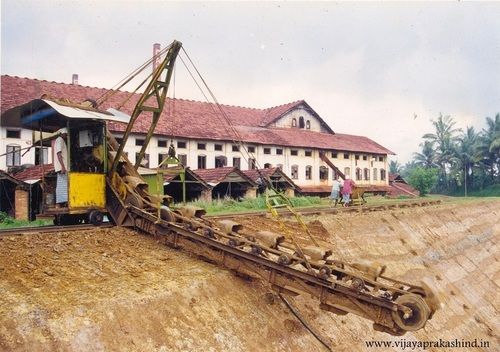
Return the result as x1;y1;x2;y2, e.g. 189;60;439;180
0;198;498;351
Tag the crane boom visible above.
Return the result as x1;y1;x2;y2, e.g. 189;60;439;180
110;40;182;174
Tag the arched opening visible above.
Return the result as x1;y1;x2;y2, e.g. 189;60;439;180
299;116;305;128
291;118;297;127
306;120;311;129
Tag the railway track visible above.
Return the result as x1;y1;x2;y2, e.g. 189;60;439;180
0;222;114;236
208;199;443;219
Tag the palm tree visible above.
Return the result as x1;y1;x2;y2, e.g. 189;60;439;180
476;113;500;184
389;160;401;175
452;126;479;192
423;114;461;191
413;141;437;168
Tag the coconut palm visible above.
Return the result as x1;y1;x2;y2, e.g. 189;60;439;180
423;114;461;191
452;126;479;191
389;160;402;175
413;141;437;168
476;113;500;183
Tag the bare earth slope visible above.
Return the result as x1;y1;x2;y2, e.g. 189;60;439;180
0;199;498;351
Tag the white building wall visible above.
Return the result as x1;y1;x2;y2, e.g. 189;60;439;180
116;133;389;188
0;127;52;170
271;107;329;133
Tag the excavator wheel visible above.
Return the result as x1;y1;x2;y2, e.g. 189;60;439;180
251;245;263;256
202;228;215;239
350;277;365;292
88;210;104;226
318;266;332;280
277;254;292;266
392;294;430;331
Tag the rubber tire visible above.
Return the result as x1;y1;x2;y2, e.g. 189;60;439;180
392;294;430;331
89;210;104;226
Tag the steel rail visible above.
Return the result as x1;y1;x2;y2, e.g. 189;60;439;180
0;223;114;236
207;199;443;220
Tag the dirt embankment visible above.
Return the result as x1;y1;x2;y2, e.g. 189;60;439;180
1;199;499;351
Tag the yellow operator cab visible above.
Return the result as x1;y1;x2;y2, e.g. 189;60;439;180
2;98;130;225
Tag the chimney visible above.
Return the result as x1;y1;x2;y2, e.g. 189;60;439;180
72;74;79;85
153;43;161;72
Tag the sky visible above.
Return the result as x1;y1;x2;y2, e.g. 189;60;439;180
1;1;499;163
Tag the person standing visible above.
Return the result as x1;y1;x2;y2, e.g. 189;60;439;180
330;177;342;207
54;128;68;206
341;175;355;207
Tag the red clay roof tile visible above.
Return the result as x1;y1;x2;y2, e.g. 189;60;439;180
1;75;394;155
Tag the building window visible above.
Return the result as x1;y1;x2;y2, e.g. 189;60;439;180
136;153;149;168
214;144;223;151
306;120;311;129
232;145;239;152
215;155;227;168
362;155;367;161
292;118;297;127
263;147;271;154
34;146;48;165
291;149;298;156
356;168;362;181
291;165;298;179
380;169;386;181
343;153;349;159
319;166;328;180
158;153;167;166
344;167;350;178
299;116;305;128
197;143;206;150
355;154;360;160
364;168;370;180
331;152;338;158
305;165;312;180
6;144;21;167
178;154;187;166
6;129;21;139
264;163;272;169
305;150;312;157
135;138;145;146
373;168;378;181
332;169;338;180
177;141;187;149
276;148;283;155
233;157;241;169
379;156;384;162
198;155;206;169
248;158;256;170
248;146;255;153
157;140;167;148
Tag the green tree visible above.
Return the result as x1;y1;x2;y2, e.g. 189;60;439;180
413;141;437;168
476;113;500;185
452;126;479;193
407;167;439;196
389;160;401;174
423;114;461;192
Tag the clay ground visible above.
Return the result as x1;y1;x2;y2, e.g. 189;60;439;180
0;198;498;351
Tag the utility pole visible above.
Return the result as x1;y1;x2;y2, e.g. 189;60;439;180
464;164;467;197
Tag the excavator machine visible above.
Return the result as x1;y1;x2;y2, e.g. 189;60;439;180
11;39;440;337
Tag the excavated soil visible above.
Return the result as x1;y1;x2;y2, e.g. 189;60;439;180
0;199;499;351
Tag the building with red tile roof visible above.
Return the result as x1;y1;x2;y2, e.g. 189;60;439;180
1;75;393;194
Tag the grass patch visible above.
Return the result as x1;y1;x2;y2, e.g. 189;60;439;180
0;212;52;229
189;195;322;215
448;184;500;197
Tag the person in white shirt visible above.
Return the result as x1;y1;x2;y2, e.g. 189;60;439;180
330;177;342;207
54;128;68;206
